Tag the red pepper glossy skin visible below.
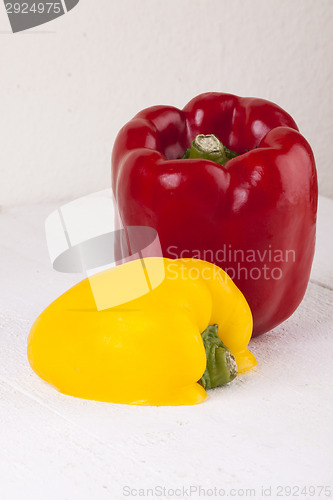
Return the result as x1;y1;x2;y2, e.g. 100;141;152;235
112;93;318;336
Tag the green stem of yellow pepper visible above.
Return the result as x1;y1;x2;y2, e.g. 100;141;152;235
199;324;238;389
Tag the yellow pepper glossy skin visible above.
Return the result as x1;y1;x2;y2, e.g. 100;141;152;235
27;258;256;406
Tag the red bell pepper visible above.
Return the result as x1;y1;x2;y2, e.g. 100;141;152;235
111;92;318;336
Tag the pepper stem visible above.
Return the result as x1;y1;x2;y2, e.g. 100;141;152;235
199;324;238;390
183;134;238;167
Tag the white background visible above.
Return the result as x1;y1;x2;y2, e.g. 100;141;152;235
0;0;332;206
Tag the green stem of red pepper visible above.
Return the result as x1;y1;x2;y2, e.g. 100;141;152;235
183;134;238;167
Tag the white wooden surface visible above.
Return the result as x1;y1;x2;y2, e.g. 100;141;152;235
0;197;332;500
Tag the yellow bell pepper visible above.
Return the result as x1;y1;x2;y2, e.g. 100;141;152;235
27;258;256;406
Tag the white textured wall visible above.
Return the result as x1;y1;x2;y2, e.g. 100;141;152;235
0;0;332;206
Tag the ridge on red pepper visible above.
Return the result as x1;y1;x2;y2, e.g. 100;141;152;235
111;92;318;336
